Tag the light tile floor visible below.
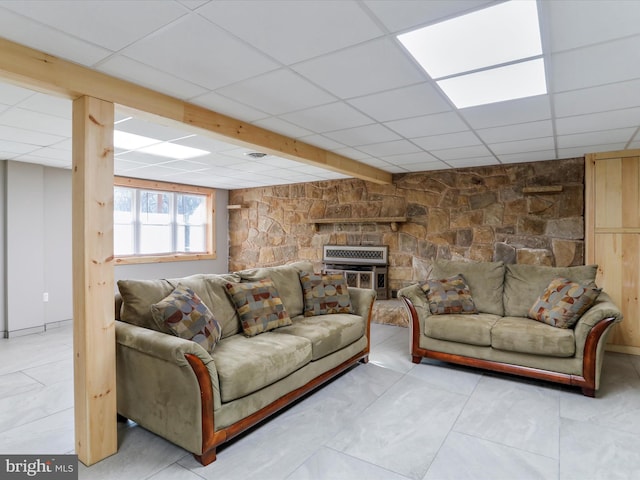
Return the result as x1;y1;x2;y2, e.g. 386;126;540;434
2;322;640;479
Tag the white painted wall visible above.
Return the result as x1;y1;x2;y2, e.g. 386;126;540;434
1;160;229;337
6;161;46;335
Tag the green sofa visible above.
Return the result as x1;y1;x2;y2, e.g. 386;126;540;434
398;260;622;397
114;261;375;465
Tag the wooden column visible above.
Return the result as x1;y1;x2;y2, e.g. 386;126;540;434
72;96;117;465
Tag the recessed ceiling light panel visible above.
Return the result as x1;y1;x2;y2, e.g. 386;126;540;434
398;0;546;108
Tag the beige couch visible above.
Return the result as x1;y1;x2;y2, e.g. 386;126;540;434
115;261;375;465
398;260;622;397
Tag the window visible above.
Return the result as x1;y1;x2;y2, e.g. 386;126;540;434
114;177;216;264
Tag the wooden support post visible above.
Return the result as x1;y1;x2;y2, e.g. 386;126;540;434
72;96;117;466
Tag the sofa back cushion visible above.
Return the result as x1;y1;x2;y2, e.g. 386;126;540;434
236;261;313;318
503;264;598;317
118;278;176;334
430;259;505;316
117;273;242;339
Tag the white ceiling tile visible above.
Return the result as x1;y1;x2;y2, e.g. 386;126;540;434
476;120;553;144
0;125;65;147
17;94;71;119
555;108;640;136
331;147;373;161
381;151;439;165
401;160;450;172
460;95;551;129
553;79;640;118
557;145;627;158
197;0;383;65
171;136;239;154
546;0;640;52
280;102;372;133
253;117;314;139
216;69;336;116
292;38;426;99
115;158;146;172
430;144;492;161
323;124;400;147
115;151;172;165
114;117;195;142
190;91;269;123
0;7;112;66
488;137;555;156
551;36;640;92
348;83;452;122
122;14;279;90
497;150;557;164
446;156;499;168
412;131;481;151
159;160;210;171
26;146;71;162
0;82;36;105
259;157;306;169
356;140;422;157
385;112;468;138
97;55;208;100
1;1;188;51
0;139;40;155
557;128;637;149
178;0;209;10
364;0;495;33
0;108;70;137
297;135;345;151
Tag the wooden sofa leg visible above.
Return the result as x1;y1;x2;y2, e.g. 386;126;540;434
581;387;596;398
360;355;369;364
411;355;422;364
194;448;217;466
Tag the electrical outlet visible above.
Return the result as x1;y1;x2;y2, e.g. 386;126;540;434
43;292;49;302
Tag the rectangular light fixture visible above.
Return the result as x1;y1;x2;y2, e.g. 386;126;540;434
398;0;547;108
113;130;209;159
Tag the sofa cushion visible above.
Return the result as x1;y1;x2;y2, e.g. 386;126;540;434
213;332;312;402
237;261;313;318
528;277;601;329
422;274;478;315
491;317;576;357
276;313;365;360
150;284;222;354
299;271;353;317
225;278;292;337
424;313;501;346
504;264;598;317
118;278;175;333
431;259;505;316
117;273;241;336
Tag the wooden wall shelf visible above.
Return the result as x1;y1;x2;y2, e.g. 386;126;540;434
308;216;407;232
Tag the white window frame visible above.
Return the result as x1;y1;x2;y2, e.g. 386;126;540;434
114;176;216;265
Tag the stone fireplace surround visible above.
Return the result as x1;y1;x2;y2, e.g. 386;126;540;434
228;157;585;297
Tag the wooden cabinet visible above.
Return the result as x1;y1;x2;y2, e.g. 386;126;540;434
585;149;640;355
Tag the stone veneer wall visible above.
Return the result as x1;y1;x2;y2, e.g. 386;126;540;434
228;158;585;293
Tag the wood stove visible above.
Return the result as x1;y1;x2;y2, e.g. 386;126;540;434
322;245;388;300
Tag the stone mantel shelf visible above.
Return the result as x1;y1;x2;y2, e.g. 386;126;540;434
308;216;407;232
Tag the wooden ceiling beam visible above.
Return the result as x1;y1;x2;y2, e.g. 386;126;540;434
0;37;392;185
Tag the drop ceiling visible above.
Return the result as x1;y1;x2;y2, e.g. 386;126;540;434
0;0;639;189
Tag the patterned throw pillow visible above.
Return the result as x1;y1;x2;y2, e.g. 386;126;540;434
528;277;601;328
299;271;353;317
150;284;222;354
225;278;292;336
421;274;478;315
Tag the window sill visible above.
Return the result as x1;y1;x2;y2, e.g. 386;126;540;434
114;252;217;265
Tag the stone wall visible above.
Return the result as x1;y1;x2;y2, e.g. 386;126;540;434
228;158;585;293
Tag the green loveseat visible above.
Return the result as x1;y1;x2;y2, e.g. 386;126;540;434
398;260;622;397
114;261;375;465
